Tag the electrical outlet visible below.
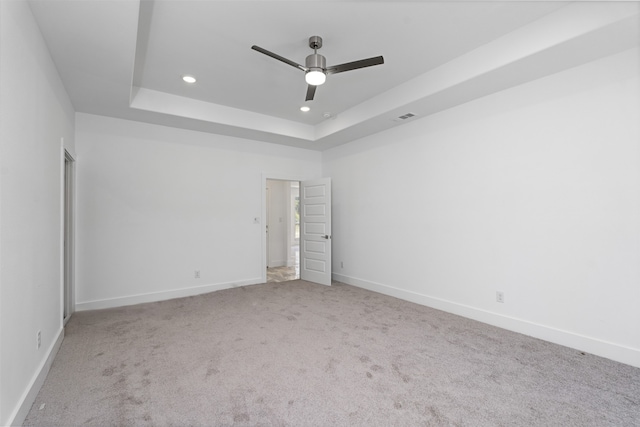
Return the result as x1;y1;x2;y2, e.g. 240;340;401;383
37;331;41;349
194;270;200;279
496;291;505;303
340;261;344;269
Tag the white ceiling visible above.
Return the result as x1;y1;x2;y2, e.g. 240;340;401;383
28;1;639;150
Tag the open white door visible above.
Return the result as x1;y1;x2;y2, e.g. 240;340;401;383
300;178;332;286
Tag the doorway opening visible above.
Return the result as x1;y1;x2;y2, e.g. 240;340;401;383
63;150;75;324
266;179;300;283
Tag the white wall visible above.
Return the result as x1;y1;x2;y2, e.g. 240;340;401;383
75;114;321;309
0;1;76;425
324;48;640;368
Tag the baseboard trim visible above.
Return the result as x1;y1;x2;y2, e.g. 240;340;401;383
333;273;640;368
8;327;64;427
76;278;264;311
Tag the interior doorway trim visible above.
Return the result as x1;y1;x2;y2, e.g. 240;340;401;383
62;149;76;325
261;173;313;284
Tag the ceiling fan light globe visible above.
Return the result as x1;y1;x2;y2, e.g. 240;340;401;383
305;69;326;86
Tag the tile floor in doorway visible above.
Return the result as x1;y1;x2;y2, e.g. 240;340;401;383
266;265;299;283
267;245;299;283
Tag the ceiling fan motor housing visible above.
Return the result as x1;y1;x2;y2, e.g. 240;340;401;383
305;53;326;71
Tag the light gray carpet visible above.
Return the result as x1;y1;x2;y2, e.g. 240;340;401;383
24;281;640;426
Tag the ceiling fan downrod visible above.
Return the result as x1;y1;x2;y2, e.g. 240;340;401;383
305;36;326;74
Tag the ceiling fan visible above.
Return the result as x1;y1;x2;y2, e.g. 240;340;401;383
251;36;384;102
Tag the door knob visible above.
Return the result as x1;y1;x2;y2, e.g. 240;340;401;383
322;235;330;239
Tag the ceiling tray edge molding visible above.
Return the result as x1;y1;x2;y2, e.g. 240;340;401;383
130;87;315;142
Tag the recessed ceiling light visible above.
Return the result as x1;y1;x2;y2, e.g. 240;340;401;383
182;75;196;84
300;106;310;112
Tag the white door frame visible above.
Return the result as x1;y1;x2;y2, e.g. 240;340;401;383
261;173;314;284
62;149;76;325
265;185;270;268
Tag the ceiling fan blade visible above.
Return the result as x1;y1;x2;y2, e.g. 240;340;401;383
305;84;317;101
251;45;307;71
326;56;384;75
